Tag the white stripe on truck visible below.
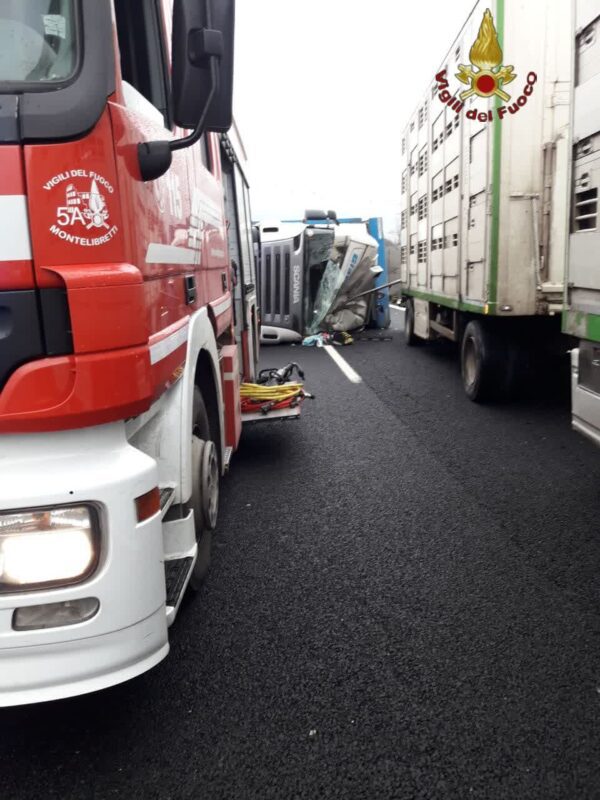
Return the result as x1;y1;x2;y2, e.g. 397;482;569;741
0;196;32;260
149;325;189;365
211;295;232;317
146;243;200;265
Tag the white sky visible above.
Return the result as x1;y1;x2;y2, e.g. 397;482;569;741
234;0;475;234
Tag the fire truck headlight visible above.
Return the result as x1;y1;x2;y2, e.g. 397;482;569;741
0;506;99;592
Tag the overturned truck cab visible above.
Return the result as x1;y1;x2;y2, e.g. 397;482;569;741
258;212;386;344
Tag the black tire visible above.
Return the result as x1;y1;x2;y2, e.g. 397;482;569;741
404;300;420;346
461;319;517;403
188;388;220;590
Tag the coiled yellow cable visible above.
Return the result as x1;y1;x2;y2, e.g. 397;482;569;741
240;383;303;402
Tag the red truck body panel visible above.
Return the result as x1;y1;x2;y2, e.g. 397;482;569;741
1;100;233;433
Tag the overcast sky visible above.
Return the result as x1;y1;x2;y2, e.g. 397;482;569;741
234;0;475;233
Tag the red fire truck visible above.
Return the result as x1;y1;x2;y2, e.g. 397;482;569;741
0;0;257;705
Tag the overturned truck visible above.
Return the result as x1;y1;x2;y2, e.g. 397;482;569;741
258;212;386;344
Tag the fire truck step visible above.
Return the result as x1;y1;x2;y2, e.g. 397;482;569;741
159;487;176;519
165;557;194;608
242;407;302;423
224;446;233;473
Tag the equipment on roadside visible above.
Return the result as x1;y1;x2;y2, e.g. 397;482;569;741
258;363;305;385
241;362;314;419
240;382;314;415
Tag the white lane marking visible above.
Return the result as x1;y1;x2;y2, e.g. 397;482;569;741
146;243;199;265
212;295;232;316
149;325;189;365
0;196;32;260
323;345;362;384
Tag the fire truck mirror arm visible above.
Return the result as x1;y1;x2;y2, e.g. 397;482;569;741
138;0;235;182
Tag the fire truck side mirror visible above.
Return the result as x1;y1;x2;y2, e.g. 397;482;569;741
138;0;235;182
172;0;235;131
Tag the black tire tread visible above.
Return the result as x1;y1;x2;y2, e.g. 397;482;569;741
461;319;517;403
189;387;215;590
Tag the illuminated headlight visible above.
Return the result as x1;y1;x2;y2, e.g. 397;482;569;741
0;506;99;593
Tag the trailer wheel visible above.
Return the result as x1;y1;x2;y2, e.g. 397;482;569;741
461;319;516;403
404;300;419;346
189;388;219;589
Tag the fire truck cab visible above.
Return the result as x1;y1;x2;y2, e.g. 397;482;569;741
0;0;256;705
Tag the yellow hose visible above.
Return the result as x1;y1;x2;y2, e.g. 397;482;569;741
240;383;304;402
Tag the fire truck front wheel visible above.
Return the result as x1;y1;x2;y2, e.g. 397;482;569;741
189;388;220;589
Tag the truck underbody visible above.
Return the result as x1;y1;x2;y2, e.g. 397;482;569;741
402;295;566;402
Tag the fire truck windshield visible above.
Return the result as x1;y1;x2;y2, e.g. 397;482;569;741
0;0;76;85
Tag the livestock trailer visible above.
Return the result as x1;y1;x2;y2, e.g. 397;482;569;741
399;1;572;401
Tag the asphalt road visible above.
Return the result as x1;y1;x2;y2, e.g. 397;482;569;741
3;311;600;799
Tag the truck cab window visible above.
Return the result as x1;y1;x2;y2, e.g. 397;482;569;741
114;0;170;127
0;0;77;84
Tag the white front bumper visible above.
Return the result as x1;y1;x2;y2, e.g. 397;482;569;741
0;423;169;706
0;609;168;706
